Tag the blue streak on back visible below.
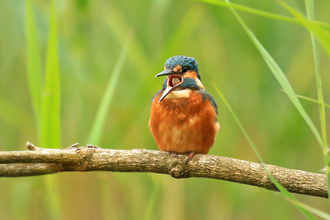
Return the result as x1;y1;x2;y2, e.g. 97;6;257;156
199;90;218;115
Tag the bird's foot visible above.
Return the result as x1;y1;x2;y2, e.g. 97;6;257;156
172;152;178;158
186;152;196;163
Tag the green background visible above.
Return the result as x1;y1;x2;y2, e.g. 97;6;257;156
0;0;329;219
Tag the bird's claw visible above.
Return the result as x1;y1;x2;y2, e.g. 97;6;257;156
186;152;196;163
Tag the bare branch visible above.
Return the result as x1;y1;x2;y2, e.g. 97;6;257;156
0;142;327;198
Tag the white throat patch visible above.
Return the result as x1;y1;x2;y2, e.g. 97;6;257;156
164;89;192;100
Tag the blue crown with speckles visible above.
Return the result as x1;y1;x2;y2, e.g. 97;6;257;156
164;55;201;80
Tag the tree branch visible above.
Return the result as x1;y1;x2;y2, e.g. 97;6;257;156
0;142;327;198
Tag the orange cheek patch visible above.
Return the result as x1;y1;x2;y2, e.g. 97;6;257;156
185;71;204;89
185;71;197;79
173;65;182;73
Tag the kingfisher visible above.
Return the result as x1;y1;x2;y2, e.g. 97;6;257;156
149;55;220;162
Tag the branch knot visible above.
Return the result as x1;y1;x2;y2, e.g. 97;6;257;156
171;164;185;178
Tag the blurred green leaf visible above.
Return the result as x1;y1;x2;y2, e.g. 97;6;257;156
40;0;61;149
25;0;42;134
87;34;131;145
40;1;62;218
104;4;148;75
45;174;61;220
144;180;161;220
164;4;206;58
25;1;62;219
0;95;34;131
10;180;33;219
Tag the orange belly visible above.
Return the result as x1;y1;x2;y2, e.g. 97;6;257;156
149;91;220;154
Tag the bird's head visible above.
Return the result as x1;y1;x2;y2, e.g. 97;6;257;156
155;55;204;102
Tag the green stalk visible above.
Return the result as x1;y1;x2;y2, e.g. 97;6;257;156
144;180;161;220
304;0;330;204
41;1;61;219
25;0;61;219
280;91;330;108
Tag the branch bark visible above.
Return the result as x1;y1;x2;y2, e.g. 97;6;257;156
0;142;327;198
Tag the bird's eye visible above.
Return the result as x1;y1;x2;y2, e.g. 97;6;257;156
182;67;187;73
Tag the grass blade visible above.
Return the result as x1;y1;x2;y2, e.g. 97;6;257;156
212;83;317;219
282;92;330;108
25;0;42;134
282;89;330;108
279;1;330;58
287;198;330;220
211;82;264;161
198;0;297;23
305;0;328;150
87;34;131;145
195;0;330;31
218;0;324;147
205;0;323;217
304;0;330;207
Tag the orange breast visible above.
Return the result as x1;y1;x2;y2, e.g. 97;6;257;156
149;91;220;154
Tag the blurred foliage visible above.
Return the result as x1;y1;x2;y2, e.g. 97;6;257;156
0;0;329;219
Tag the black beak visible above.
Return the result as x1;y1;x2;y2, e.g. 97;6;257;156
155;69;174;77
158;86;174;103
155;69;184;103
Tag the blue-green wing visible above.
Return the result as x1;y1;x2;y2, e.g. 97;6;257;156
200;90;218;115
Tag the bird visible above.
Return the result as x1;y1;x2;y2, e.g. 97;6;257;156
149;55;220;162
